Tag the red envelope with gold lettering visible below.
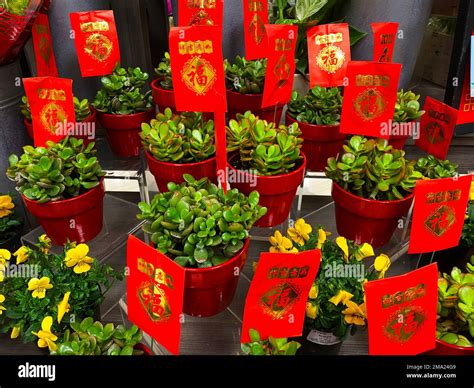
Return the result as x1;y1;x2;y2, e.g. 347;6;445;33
365;263;438;355
169;25;226;112
31;14;58;77
127;235;185;355
415;97;458;160
372;22;399;63
70;10;121;77
241;250;321;343
23;77;75;147
340;61;401;138
307;23;351;88
457;59;474;125
243;0;268;60
178;0;224;26
408;176;472;254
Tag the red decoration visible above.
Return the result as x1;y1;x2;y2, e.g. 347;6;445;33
70;10;121;77
178;0;224;26
339;61;402;138
241;250;321;343
408;175;472;254
31;13;58;77
457;58;474;125
242;0;268;60
365;263;438;355
415;97;459;160
307;23;351;88
371;22;399;63
127;235;185;355
23;76;75;147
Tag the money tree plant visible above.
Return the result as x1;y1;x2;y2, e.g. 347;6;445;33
224;56;266;94
154;52;173;90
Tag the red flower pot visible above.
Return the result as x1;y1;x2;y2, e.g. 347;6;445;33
151;79;176;112
227;153;306;227
24;118;33;139
332;182;414;247
145;151;217;192
134;343;153;356
226;89;284;124
286;113;346;172
388;134;409;150
183;239;249;317
98;109;155;157
21;180;105;246
425;339;474;356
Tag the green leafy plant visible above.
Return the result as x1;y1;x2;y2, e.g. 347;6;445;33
393;90;425;123
2;0;30;15
7;137;105;203
224;56;266;94
0;194;22;244
154;52;173;90
140;108;215;163
137;175;266;268
241;329;301;355
414;155;458;179
93;64;153;115
21;96;93;123
462;184;474;247
227;111;303;176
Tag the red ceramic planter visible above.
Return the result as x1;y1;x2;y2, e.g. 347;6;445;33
427;339;474;356
145;151;217;192
183;239;250;317
286;113;346;172
332;182;414;247
388;134;409;150
151;79;176;112
21;180;105;246
227;153;306;227
24;118;33;138
134;343;153;356
226;89;284;124
98;109;155;157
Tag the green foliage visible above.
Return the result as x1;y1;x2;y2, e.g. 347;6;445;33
462;194;474;247
21;96;92;123
154;52;173;90
224;56;266;94
7;137;105;203
140;108;215;163
393;90;425;123
3;0;29;15
20;96;31;121
241;329;301;355
137;175;266;268
414;155;458;179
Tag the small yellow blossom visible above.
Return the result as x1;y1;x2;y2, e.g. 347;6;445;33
57;292;71;324
336;236;349;260
0;195;14;218
287;219;312;245
32;316;57;352
342;301;366;326
64;244;94;274
28;277;53;299
269;231;298;253
14;246;29;265
329;290;353;306
374;254;391;278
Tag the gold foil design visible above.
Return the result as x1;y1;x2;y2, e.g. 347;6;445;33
316;45;345;74
84;33;113;62
80;21;110;32
40;103;67;134
181;56;217;95
353;89;386;121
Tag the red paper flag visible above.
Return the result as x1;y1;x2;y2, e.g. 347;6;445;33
365;263;438;355
169;25;227;112
31;14;58;77
372;22;399;63
23;76;75;147
340;61;402;138
70;11;121;77
178;0;224;26
408;176;472;254
242;0;268;60
415;97;458;160
261;24;297;108
214;111;228;191
241;250;321;343
307;23;351;88
457;59;474;125
127;235;185;355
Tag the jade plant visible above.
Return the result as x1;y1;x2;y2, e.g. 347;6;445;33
21;96;93;122
414;155;458;179
241;329;301;356
393;90;425;123
7;137;105;203
137;175;266;268
227;111;303;176
224;56;266;94
462;184;474;247
287;86;343;125
93;64;153;115
3;0;29;15
154;52;172;90
140;108;215;163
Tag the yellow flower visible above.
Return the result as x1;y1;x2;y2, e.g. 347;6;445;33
354;243;375;261
374;254;391;278
32;316;57;352
28;277;53;299
0;294;5;315
470;182;474;201
10;326;20;339
287;219;312;245
329;290;354;306
308;284;318;299
269;231;298;253
336;236;349;260
0;195;14;218
342;301;366;326
316;228;327;249
14;246;29;265
38;234;52;253
65;244;94;274
0;263;5;282
306;302;317;319
57;292;71;324
0;249;11;267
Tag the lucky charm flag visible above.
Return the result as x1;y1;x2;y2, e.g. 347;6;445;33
415;97;459;160
457;58;474;125
242;0;268;60
372;22;399;63
340;61;402;138
365;263;438;355
261;24;298;108
70;10;121;77
23;77;75;147
307;23;351;88
408;175;472;254
127;235;185;355
178;0;224;26
241;250;321;343
31;13;58;77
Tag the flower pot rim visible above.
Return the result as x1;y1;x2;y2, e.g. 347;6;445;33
285;112;341;130
435;338;474;352
332;181;415;205
145;151;216;167
150;78;174;93
226;88;263;98
96;108;155;119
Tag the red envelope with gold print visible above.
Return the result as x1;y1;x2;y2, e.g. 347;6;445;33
243;0;268;60
178;0;224;26
31;13;58;77
372;22;399;63
456;59;474;125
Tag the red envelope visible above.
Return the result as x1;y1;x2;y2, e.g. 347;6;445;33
307;23;351;88
23;77;75;147
31;13;58;77
415;97;458;160
242;0;268;60
178;0;224;26
457;58;474;125
408;176;472;254
261;24;297;108
372;22;399;63
365;263;438;355
127;235;185;355
169;25;227;112
241;250;321;343
70;11;121;77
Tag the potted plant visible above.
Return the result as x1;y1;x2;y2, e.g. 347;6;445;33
140;108;217;192
241;329;301;355
226;111;305;227
6;137;106;245
0;194;22;252
286;86;345;172
137;175;266;317
462;182;474;248
93;64;155;157
225;56;284;124
150;52;174;113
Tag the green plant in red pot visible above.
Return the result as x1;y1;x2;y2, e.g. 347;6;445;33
286;86;345;172
150;52;175;112
140;108;217;192
241;329;301;355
